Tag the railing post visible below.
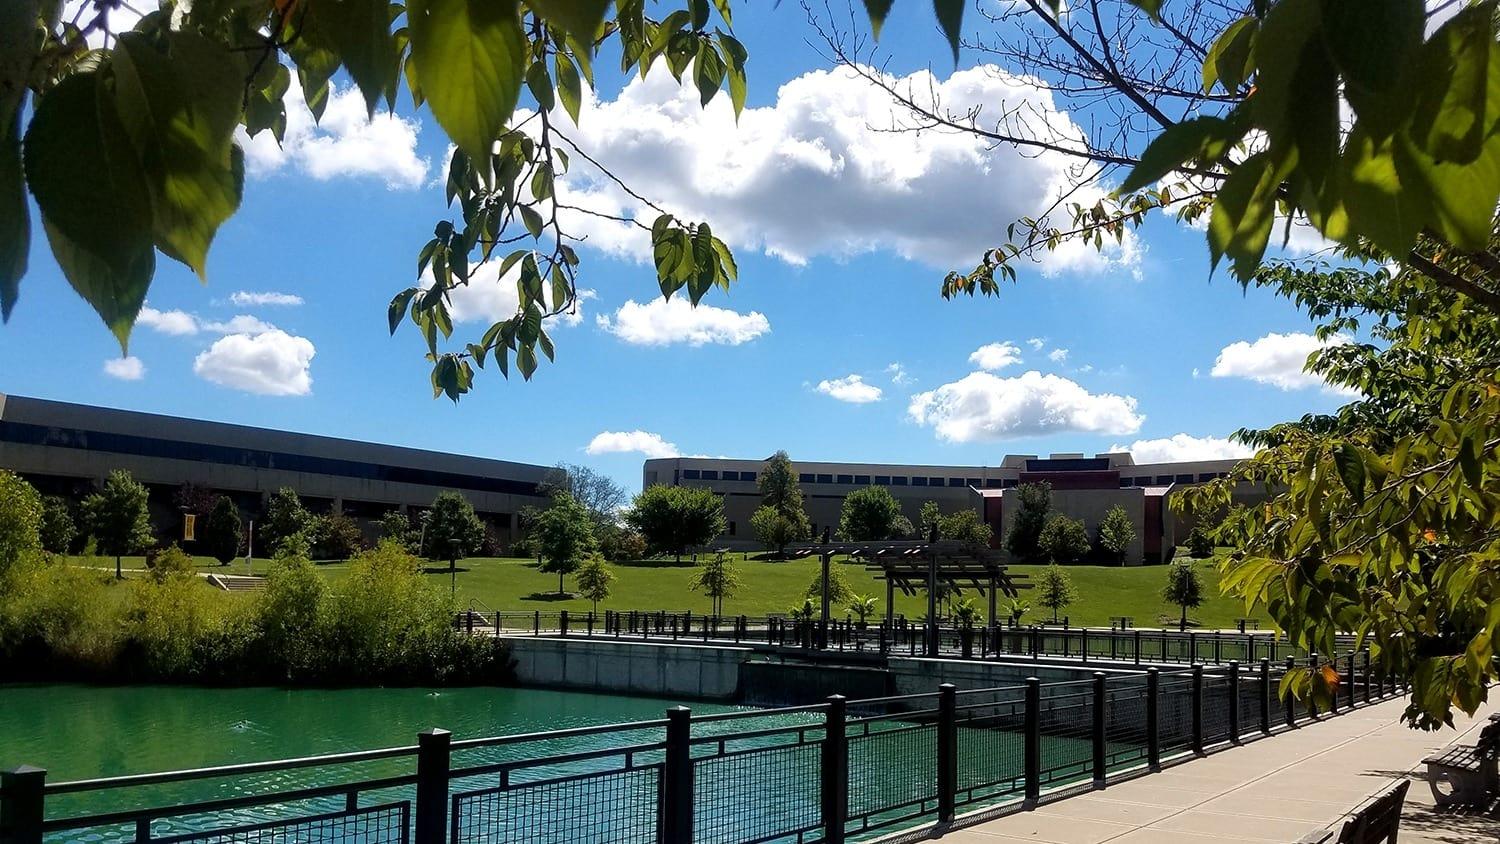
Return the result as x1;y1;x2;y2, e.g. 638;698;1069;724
822;695;848;844
1346;652;1357;710
1091;671;1107;785
1145;669;1160;770
1285;656;1298;728
1134;629;1141;665
533;610;539;636
414;729;450;844
1259;659;1271;734
1081;627;1089;664
560;609;569;637
1;765;46;844
1362;648;1372;703
1024;677;1041;803
662;706;694;844
937;684;957;823
1191;664;1204;754
1214;632;1222;664
1227;660;1241;744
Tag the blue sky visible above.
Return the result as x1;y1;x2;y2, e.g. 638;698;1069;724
1;4;1353;494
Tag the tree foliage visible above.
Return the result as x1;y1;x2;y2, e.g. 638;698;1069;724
574;553;614;612
533;492;596;594
260;487;313;557
1096;505;1136;562
805;564;854;607
38;495;75;555
1035;563;1077;623
1005;482;1050;561
0;470;42;575
624;484;725;562
202;495;242;564
377;510;420;554
421;491;485;559
1038;514;1089;564
838;486;905;541
313;511;364;561
938;509;993;547
1186;526;1214;559
687;551;741;616
83;469;154;577
756;451;809;554
1161;559;1205;632
540;463;628;525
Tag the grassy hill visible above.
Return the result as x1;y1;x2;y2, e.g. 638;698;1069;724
69;550;1266;630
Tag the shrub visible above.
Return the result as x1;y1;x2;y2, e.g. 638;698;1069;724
323;541;457;681
1186;526;1214;558
146;544;197;582
314;512;364;560
261;487;314;557
202;496;242;564
38;495;76;555
598;525;647;562
259;551;329;679
123;571;238;678
939;509;993;547
1038;514;1090;563
804;564;854;606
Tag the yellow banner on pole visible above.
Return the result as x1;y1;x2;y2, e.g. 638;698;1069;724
183;513;196;542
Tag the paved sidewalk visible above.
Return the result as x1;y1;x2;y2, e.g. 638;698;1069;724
930;694;1499;843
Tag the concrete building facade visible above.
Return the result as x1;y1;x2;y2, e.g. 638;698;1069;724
643;452;1262;564
0;394;552;548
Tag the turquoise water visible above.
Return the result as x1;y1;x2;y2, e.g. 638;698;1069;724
0;684;1116;842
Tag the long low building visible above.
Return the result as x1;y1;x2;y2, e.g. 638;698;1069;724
644;452;1263;564
0;393;552;549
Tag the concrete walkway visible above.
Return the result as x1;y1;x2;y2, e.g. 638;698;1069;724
928;695;1499;843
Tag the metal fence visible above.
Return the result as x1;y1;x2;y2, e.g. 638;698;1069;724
466;608;1347;666
1;651;1403;844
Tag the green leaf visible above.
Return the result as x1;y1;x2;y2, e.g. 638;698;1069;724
1333;443;1366;503
520;204;544;238
556;52;582;124
933;0;963;63
1393;129;1500;253
691;0;710;30
388;287;418;334
112;31;244;279
23;70;156;349
716;31;747;117
1118;115;1247;194
526;0;611;43
1202;17;1256;95
1338;126;1427;256
408;0;526;165
516;342;537;379
693;41;724;107
1409;5;1500;166
538;327;555;362
525;59;554;112
1319;0;1421;98
1206;151;1288;280
302;0;399;116
862;0;894;38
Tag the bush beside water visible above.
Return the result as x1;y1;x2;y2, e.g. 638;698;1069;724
0;540;513;686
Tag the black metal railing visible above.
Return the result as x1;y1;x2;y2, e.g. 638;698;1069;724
1;650;1403;844
468;608;1345;666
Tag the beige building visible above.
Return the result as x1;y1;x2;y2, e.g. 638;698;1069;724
643;452;1262;564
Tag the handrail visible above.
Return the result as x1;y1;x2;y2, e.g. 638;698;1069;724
44;743;420;794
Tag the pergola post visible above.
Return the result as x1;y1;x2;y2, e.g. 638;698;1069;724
925;544;939;658
819;551;832;650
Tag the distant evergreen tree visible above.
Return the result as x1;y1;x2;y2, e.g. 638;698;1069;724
261;488;314;557
38;495;76;555
1004;482;1051;561
755;451;810;555
202;496;243;564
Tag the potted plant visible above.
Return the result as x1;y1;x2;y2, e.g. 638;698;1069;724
953;597;981;658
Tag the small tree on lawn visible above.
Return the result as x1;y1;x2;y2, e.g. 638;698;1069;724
377;510;419;553
534;493;597;595
0;470;42;576
202;496;242;564
422;491;485;560
84;469;154;579
805;564;854;607
689;551;742;617
1005;482;1051;561
751;506;806;557
624;485;725;563
261;487;314;557
1186;526;1214;559
838;486;904;541
38;495;76;555
1096;506;1136;564
574;554;615;614
939;509;993;547
848;594;877;626
1035;563;1078;623
1163;559;1205;632
1038;514;1090;564
314;511;364;561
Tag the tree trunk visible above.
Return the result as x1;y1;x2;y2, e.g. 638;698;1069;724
115;555;122;580
558;570;565;596
1179;605;1187;632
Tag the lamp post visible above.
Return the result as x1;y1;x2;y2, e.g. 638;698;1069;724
818;527;832;650
449;538;461;598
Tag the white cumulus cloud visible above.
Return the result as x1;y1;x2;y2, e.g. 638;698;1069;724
816;374;883;404
102;356;145;381
193;329;316;396
238;78;428;190
137;306;200;336
231;291;304;307
1210;331;1353;393
549;64;1137;276
908;370;1143;442
585;430;682;459
1110;434;1254;463
886;362;912;385
596;297;769;347
969;342;1023;371
1048;348;1070;363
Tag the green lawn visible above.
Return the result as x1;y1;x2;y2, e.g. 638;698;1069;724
65;549;1266;629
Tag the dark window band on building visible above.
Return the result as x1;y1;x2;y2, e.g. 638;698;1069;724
912;477;928;486
890;476;907;486
0;421;541;497
837;474;853;484
948;477;964;487
702;470;719;480
816;473;833;484
855;475;870;485
683;469;701;480
799;473;815;483
874;475;890;485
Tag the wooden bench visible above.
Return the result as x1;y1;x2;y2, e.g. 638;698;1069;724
1295;779;1410;843
1422;721;1500;807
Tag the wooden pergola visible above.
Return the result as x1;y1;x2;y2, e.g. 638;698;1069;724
784;538;1029;656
